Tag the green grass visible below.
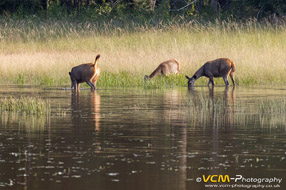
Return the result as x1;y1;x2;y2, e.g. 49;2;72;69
1;18;286;88
98;72;186;88
0;97;51;114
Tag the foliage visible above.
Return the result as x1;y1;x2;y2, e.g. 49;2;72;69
0;0;286;21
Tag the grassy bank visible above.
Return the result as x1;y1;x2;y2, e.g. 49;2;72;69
1;18;286;87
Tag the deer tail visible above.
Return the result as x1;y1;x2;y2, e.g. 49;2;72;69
94;54;100;65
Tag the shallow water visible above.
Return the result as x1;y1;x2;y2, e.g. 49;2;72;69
0;86;286;189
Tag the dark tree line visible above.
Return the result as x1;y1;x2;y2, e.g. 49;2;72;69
0;0;286;19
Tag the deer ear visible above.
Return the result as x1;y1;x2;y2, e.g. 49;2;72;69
185;75;190;80
193;75;197;79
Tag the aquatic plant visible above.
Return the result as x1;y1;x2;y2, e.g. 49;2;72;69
187;95;286;114
185;95;286;128
0;97;51;114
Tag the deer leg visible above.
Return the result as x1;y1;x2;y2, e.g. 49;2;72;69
230;72;235;86
92;74;99;88
86;80;96;90
223;76;229;86
71;77;79;90
76;83;80;91
71;79;77;90
208;77;214;88
206;72;214;88
69;73;77;90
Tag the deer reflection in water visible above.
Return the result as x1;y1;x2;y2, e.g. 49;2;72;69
71;91;101;132
187;86;236;180
209;86;236;127
188;86;236;127
159;90;187;190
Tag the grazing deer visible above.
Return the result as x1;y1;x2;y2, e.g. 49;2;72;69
69;54;101;91
144;59;180;80
185;58;235;88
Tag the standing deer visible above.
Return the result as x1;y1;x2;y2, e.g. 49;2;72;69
69;54;101;91
185;58;235;88
144;59;180;80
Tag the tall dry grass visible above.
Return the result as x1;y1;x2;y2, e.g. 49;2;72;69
1;18;286;87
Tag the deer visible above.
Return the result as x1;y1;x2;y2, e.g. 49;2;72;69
69;54;101;91
144;59;180;80
185;58;235;88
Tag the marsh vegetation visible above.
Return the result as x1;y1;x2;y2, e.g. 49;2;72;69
0;96;50;114
1;18;286;87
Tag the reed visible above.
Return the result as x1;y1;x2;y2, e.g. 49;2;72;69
0;97;51;114
187;96;286;114
1;18;286;87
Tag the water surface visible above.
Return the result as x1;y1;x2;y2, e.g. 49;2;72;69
0;86;285;189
